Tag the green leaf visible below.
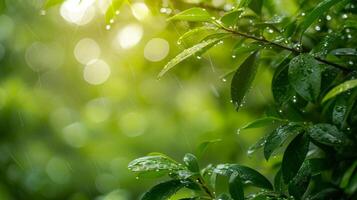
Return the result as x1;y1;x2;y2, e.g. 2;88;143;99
241;116;286;129
177;26;216;45
247;135;267;156
214;164;273;190
309;188;342;200
142;180;184;200
168;8;211;22
248;0;263;15
44;0;65;9
231;52;259;111
158;37;224;78
332;94;349;128
288;161;311;199
183;153;199;173
229;173;244;200
264;123;304;160
282;133;309;183
232;43;263;57
217;194;233;200
274;169;284;192
221;10;242;27
322;79;357;103
307;123;349;146
330;48;357;57
299;0;347;35
128;155;183;175
105;0;124;24
197;139;222;157
272;57;295;105
288;54;321;102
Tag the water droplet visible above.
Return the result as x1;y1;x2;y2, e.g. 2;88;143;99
105;25;111;30
135;176;139;180
268;29;274;33
348;61;354;65
236;129;241;135
315;26;321;31
222;78;227;82
40;10;46;16
115;10;120;15
196;56;202;59
301;12;305;16
109;18;114;24
342;14;348;19
326;15;332;21
232;55;236;58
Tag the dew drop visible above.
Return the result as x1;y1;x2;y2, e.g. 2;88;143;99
342;14;348;19
236;129;241;135
105;25;111;30
326;15;332;21
301;12;305;16
40;10;46;16
109;18;114;24
222;78;227;82
315;26;321;31
196;56;202;59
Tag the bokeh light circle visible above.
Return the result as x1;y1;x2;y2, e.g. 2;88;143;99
83;59;111;85
144;38;170;62
74;38;101;64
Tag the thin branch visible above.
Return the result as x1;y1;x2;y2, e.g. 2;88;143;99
218;25;352;72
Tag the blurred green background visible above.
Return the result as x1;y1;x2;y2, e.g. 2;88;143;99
0;0;301;199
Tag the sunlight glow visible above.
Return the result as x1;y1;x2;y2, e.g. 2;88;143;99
117;24;143;49
144;38;170;62
60;0;96;25
74;38;101;64
83;59;111;85
131;2;150;21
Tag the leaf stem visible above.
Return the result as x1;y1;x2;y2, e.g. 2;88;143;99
217;25;351;72
197;177;215;199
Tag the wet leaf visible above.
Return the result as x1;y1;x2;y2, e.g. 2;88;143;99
168;8;211;22
128;154;183;175
158;37;224;78
288;54;321;102
322;79;357;103
264;123;304;160
229;173;244;200
197;139;222;157
307;123;349;146
142;180;184;200
282;133;309;183
105;0;125;24
241;116;286;129
288;161;311;199
231;52;259;111
183;153;199;173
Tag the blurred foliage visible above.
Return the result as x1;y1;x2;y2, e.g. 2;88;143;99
0;0;355;200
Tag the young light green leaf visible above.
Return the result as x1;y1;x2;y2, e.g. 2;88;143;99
322;79;357;103
183;153;199;173
264;123;304;160
282;133;309;183
221;10;242;27
142;180;184;200
197;139;222;157
241;116;286;129
105;0;124;24
288;54;321;102
307;123;349;146
168;8;211;22
44;0;65;9
177;26;216;45
158;37;224;78
229;173;244;200
231;52;259;111
288;161;311;199
128;155;183;174
299;0;347;34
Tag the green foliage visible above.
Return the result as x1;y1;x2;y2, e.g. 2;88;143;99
125;0;357;199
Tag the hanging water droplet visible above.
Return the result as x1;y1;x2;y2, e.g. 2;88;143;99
105;25;111;30
236;128;241;135
301;12;305;16
315;25;321;31
326;15;332;21
135;176;139;180
109;18;115;24
196;55;202;59
115;10;120;15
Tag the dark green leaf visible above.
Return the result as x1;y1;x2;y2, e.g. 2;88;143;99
309;188;342;200
248;0;263;15
264;123;304;160
214;164;273;190
142;180;184;200
183;153;199;173
272;58;295;105
332;95;349;128
231;52;259;111
330;48;357;57
282;133;310;183
299;0;347;35
288;161;311;199
247;135;267;156
307;123;349;146
322;79;357;103
229;173;244;200
288;54;321;102
241;116;286;129
217;194;233;200
168;8;211;22
274;169;284;192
